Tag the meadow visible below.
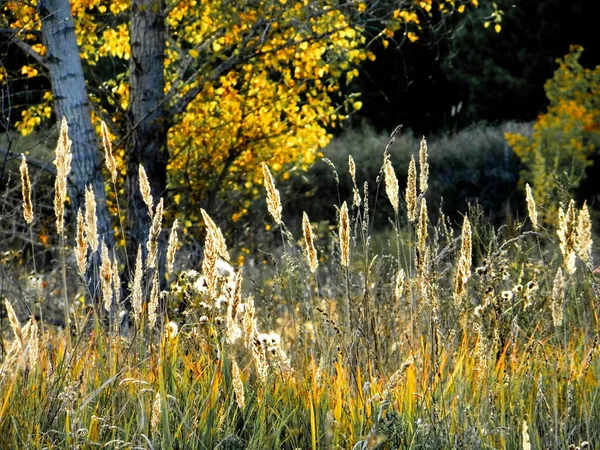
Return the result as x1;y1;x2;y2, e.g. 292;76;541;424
0;122;598;449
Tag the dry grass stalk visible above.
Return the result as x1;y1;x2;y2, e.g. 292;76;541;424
20;155;33;224
348;155;356;182
419;137;429;195
453;216;472;303
166;218;179;274
302;212;318;273
576;202;592;263
349;155;361;207
416;197;428;274
101;121;118;184
5;299;22;342
405;155;417;222
100;241;113;312
150;393;161;433
394;268;405;302
201;209;230;296
339;201;350;267
22;317;39;371
200;209;230;261
53;117;72;236
131;246;144;325
74;209;88;277
146;198;164;270
226;269;243;344
231;358;245;409
383;356;414;401
111;253;121;307
557;200;577;274
522;420;531;450
525;184;538;230
261;162;282;225
139;164;154;217
85;185;99;252
551;267;565;327
384;158;399;215
362;181;369;234
148;273;159;329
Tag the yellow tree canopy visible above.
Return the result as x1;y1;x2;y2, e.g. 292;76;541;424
2;0;480;225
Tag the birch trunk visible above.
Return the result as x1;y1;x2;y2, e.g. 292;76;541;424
127;0;168;261
38;0;113;247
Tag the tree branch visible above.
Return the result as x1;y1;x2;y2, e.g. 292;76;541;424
0;29;47;69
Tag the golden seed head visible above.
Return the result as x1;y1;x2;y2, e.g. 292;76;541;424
4;299;22;343
20;155;34;225
394;268;405;302
557;200;577;274
384;157;399;214
525;183;538;230
112;253;121;307
231;357;245;409
53;117;72;236
84;185;99;252
338;201;350;268
576;202;592;263
419;137;429;195
302;212;318;273
131;246;144;326
75;209;88;278
100;241;113;312
138;164;154;217
522;420;531;450
453;216;472;302
101;121;118;184
146;197;164;270
148;273;159;329
348;155;356;182
551;267;565;327
166;218;179;274
150;393;161;433
405;155;417;222
261;162;282;225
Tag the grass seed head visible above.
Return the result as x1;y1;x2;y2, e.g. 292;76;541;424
53;117;72;236
302;212;318;273
100;241;113;313
166;218;179;274
20;155;33;225
148;273;159;329
139;164;154;217
525;184;538;230
85;185;99;252
261;162;282;226
576;202;592;263
551;267;565;327
339;201;350;268
146;197;163;269
75;209;88;278
384;157;399;215
406;155;417;222
419;137;429;195
231;358;245;409
101;121;118;184
131;246;144;325
557;200;577;274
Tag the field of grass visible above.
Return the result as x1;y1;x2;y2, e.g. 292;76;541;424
1;124;598;449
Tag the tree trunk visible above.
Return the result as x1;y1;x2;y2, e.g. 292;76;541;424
127;0;168;263
38;0;114;301
39;0;113;242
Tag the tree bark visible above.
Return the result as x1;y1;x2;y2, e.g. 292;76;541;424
127;0;168;262
38;0;113;247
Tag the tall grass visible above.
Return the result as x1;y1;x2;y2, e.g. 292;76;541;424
0;121;598;449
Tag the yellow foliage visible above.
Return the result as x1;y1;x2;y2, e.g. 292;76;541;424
3;0;483;227
506;46;600;221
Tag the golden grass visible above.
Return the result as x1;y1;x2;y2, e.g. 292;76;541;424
1;120;599;449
